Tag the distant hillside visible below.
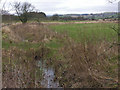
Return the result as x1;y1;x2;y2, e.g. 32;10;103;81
58;12;118;20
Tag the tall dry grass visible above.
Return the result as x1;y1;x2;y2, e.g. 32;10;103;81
50;37;118;88
2;23;53;88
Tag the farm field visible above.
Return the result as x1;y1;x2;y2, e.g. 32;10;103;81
2;22;118;88
49;23;117;42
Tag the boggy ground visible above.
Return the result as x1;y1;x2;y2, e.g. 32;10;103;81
2;22;118;88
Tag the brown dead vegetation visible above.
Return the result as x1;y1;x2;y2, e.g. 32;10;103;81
51;39;118;88
2;23;52;88
2;48;36;88
9;23;63;43
2;23;118;88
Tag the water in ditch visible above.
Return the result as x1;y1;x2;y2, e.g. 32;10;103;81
36;60;62;88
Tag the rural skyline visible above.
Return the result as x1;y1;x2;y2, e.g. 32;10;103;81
0;0;119;15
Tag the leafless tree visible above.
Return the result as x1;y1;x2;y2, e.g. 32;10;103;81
12;2;35;23
1;0;9;15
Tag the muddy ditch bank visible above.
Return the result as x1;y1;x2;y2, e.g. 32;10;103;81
2;44;65;88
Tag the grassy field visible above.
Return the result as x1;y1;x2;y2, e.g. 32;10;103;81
49;23;118;43
2;22;118;88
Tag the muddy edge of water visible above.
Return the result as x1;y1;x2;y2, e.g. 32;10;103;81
36;60;62;88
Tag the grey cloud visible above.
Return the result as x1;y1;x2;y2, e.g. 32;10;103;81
31;1;118;14
2;0;118;15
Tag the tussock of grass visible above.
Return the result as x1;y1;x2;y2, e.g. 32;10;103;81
45;39;63;49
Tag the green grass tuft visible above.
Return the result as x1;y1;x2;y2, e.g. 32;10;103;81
2;41;42;50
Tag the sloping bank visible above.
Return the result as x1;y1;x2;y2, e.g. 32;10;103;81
2;23;59;88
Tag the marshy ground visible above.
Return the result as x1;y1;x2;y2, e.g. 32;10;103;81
2;21;118;88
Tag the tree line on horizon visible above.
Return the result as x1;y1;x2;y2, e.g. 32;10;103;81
1;1;118;23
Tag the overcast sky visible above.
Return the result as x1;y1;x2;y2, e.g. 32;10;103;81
0;0;119;15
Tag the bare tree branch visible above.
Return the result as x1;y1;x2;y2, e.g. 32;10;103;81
12;2;35;23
